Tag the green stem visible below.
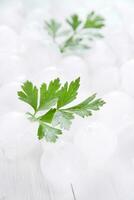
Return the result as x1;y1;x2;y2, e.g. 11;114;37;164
59;30;77;53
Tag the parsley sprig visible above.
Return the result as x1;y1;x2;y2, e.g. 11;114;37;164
44;11;105;53
18;78;105;143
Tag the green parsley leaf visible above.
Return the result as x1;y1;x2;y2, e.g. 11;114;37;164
60;36;83;53
65;94;105;117
66;14;82;31
39;78;61;110
18;78;105;142
45;19;62;40
57;77;80;108
52;110;74;130
44;12;105;54
38;123;62;142
39;108;56;124
84;11;105;29
18;81;38;112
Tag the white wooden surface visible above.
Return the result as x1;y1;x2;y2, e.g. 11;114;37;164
0;150;77;200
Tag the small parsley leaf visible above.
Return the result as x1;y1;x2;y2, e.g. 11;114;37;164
65;94;105;117
39;78;61;110
66;14;82;31
84;11;105;29
52;110;74;130
38;124;62;142
57;77;80;108
45;19;62;40
18;81;38;112
39;108;56;124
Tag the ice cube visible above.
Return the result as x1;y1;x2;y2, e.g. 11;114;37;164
108;159;134;200
74;122;117;170
0;82;29;115
89;66;120;95
32;55;90;94
57;55;90;92
49;0;88;20
0;53;26;86
116;123;134;161
114;0;134;42
0;25;19;54
40;141;89;192
121;59;134;97
95;90;134;132
104;28;134;65
19;40;61;76
87;40;118;71
0;1;25;32
0;112;39;160
32;66;60;85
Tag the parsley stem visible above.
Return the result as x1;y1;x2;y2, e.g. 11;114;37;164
59;29;81;53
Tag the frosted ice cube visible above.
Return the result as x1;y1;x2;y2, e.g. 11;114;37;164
117;123;134;161
121;59;134;97
32;55;90;95
19;40;61;76
0;53;26;86
22;0;51;11
114;0;134;42
108;160;134;200
74;122;117;170
89;66;120;95
104;28;134;65
0;112;39;160
32;66;60;85
95;90;134;132
87;40;118;71
40;142;88;188
0;1;25;32
57;55;90;91
0;82;29;115
24;7;51;32
49;0;87;20
0;25;19;54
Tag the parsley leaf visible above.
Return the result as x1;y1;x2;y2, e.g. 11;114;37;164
60;36;83;53
66;14;82;31
38;123;62;142
44;19;62;40
18;78;105;143
39;108;56;123
84;11;105;29
44;12;105;54
65;94;105;117
39;78;61;110
57;77;80;108
52;110;74;130
18;81;38;112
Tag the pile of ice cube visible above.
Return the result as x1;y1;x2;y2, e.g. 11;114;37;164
0;0;134;199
